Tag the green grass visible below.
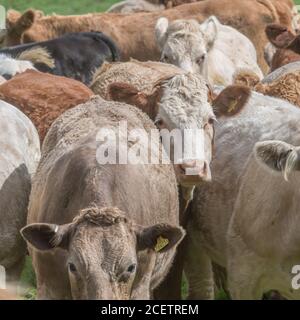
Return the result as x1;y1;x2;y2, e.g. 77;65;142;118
19;256;36;300
1;0;120;15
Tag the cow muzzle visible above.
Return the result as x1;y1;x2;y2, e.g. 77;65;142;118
175;159;212;186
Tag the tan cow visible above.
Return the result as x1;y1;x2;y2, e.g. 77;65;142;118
21;96;185;299
0;70;93;141
3;0;292;73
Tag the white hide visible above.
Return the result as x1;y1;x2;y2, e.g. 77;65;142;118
0;54;36;78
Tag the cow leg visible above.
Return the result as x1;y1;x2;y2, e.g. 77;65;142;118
227;261;264;300
184;228;214;300
153;188;192;300
153;237;187;299
227;245;265;300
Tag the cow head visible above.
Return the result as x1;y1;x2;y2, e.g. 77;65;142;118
107;74;249;188
21;207;185;300
265;24;300;71
255;140;300;181
155;16;218;74
4;9;44;47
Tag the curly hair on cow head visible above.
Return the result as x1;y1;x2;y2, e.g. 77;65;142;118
73;206;129;227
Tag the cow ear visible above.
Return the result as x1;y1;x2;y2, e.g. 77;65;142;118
286;34;300;54
213;85;250;117
107;82;158;118
254;140;300;180
21;223;72;251
13;10;35;35
6;10;22;28
233;69;261;88
155;17;169;49
136;224;185;253
265;24;294;48
200;16;219;48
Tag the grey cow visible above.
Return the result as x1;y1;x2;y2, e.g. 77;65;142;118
21;96;185;299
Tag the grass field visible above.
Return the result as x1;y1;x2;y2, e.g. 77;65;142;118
2;0;120;14
2;0;300;14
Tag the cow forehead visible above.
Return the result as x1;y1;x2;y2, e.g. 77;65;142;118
165;32;205;55
159;75;213;129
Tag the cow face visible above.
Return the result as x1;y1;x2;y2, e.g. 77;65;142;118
155;17;218;74
255;140;300;181
21;207;184;300
107;78;249;188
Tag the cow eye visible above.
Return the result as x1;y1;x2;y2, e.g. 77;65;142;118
208;117;216;125
127;264;136;273
155;118;164;128
196;54;206;64
161;54;169;62
68;262;77;273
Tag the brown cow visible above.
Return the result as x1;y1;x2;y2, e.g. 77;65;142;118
265;23;300;71
0;76;6;85
0;70;93;141
3;0;292;73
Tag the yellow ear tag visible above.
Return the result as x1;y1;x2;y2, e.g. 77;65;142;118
155;236;169;252
228;99;238;113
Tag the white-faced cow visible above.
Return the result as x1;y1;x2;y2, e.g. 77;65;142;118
155;16;263;86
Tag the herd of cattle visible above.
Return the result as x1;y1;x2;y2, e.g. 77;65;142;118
1;0;300;300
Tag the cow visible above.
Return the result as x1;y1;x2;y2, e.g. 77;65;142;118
183;87;300;299
233;66;300;108
0;70;93;141
107;0;165;13
106;0;199;13
107;0;298;24
226;139;300;300
264;23;300;71
0;100;40;287
0;52;36;79
91;60;250;299
0;32;120;85
262;60;300;83
3;0;291;73
90;60;248;192
21;96;185;299
0;76;6;84
155;16;263;86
